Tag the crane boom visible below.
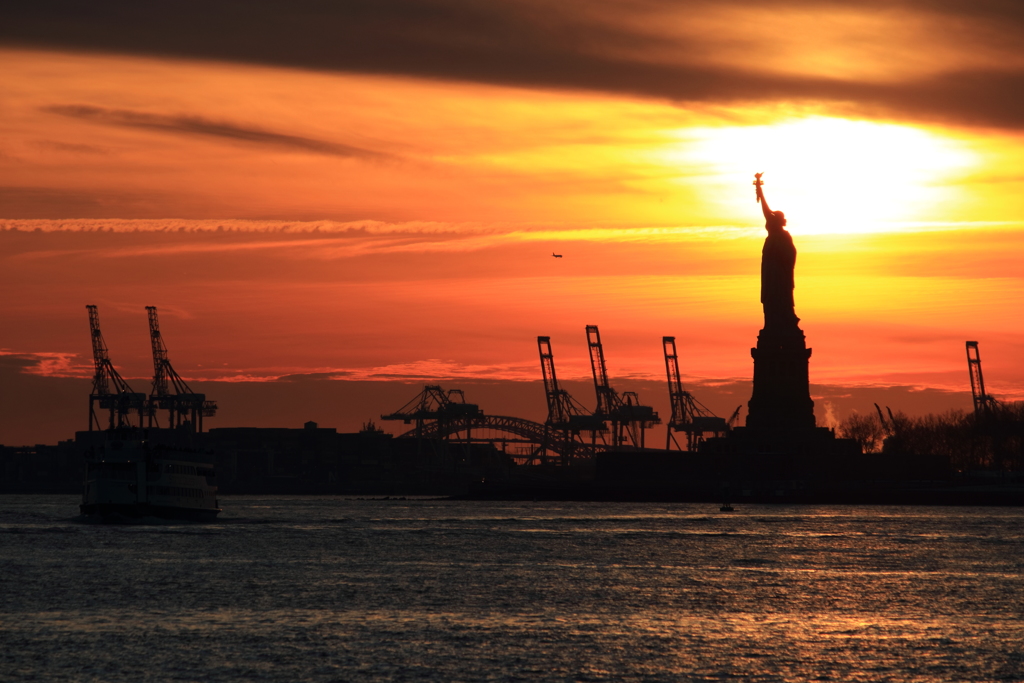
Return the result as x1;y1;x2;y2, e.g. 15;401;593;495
538;336;567;424
147;306;171;397
663;336;685;426
586;325;616;415
88;305;110;397
966;341;996;417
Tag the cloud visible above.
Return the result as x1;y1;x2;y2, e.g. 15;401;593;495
42;104;392;159
6;1;1024;129
275;371;355;382
0;350;90;378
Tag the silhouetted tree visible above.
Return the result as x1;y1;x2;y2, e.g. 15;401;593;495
838;412;884;453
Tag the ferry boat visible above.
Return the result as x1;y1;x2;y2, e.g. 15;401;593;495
80;431;220;521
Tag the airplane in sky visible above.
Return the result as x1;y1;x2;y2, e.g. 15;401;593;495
552;252;563;258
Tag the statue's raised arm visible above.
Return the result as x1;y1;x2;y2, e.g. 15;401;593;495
754;172;785;229
754;172;779;224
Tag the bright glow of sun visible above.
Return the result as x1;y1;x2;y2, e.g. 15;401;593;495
662;117;978;234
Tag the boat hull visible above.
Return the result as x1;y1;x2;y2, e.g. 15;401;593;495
80;501;220;522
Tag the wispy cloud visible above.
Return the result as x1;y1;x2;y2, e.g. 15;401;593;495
1;218;759;264
42;104;393;159
200;360;548;383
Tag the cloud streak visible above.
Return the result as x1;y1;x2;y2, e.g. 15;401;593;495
42;104;392;159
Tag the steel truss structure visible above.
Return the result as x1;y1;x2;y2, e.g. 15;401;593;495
663;336;727;450
145;306;217;432
384;385;604;464
87;305;147;431
586;325;660;448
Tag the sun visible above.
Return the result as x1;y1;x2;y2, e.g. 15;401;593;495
664;116;977;234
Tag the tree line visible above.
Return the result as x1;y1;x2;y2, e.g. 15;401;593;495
838;403;1024;473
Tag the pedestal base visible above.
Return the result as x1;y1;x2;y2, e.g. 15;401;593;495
746;324;816;432
700;426;863;482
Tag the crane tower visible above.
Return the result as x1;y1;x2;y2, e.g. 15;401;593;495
663;336;727;451
86;305;146;431
146;306;217;431
585;325;660;448
966;341;998;417
538;336;606;457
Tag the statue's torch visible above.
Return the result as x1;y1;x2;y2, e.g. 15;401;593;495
753;172;764;202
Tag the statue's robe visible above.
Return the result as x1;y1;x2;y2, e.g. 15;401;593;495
760;227;798;329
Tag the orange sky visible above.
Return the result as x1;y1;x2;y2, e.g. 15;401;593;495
2;1;1024;444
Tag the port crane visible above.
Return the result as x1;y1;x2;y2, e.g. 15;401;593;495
662;336;727;451
538;336;607;459
727;405;743;428
86;305;146;431
586;325;660;448
145;306;217;432
966;341;999;418
381;385;482;439
874;403;893;437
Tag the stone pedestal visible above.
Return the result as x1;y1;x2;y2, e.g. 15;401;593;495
697;316;865;473
746;323;816;432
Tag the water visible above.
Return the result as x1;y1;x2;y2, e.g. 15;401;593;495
1;496;1022;682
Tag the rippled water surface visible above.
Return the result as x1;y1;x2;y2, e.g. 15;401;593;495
2;496;1023;682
